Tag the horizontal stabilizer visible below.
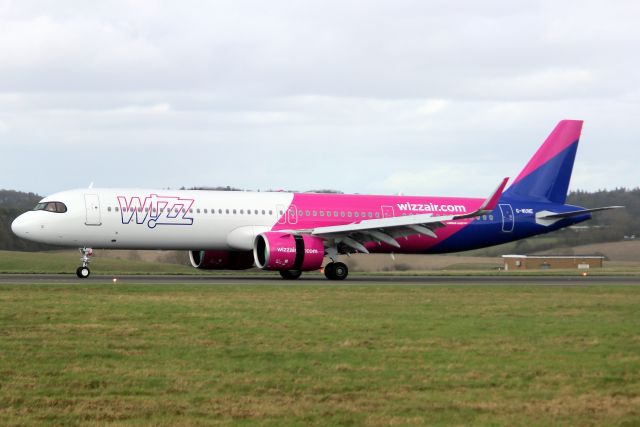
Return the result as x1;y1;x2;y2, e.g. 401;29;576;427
535;206;624;227
537;206;624;220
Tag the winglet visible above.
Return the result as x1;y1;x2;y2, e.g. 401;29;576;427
453;177;509;220
478;177;509;212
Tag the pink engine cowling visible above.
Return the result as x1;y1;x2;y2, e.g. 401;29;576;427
189;250;255;270
253;232;325;271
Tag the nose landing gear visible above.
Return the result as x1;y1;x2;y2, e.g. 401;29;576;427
76;247;93;278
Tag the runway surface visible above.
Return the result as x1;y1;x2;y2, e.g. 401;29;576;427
0;273;639;286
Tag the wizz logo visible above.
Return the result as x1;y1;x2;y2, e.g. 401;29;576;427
117;194;195;228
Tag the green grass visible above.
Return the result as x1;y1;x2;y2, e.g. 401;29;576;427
0;250;194;275
3;250;640;277
1;283;639;425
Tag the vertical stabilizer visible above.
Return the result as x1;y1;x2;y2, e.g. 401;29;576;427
504;120;583;204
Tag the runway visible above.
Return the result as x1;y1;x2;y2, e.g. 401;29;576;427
0;273;639;286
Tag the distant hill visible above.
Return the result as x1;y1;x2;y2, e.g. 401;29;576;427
0;187;637;253
564;188;638;246
0;189;42;211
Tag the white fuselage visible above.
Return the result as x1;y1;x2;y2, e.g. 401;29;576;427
11;188;293;251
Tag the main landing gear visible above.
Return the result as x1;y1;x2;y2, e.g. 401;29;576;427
324;262;348;280
76;247;93;278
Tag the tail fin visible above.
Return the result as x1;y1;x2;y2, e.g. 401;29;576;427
503;120;583;204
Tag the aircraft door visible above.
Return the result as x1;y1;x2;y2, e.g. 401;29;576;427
287;204;298;225
84;194;102;226
499;204;514;233
381;205;395;218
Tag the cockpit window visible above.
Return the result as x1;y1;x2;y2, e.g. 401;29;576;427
34;202;67;213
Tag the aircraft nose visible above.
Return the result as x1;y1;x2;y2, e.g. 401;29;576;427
11;214;32;238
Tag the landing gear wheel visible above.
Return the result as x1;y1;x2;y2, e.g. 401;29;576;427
279;270;302;280
76;266;90;278
76;247;93;279
324;262;348;280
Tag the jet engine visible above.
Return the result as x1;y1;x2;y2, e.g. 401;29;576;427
253;232;325;271
189;250;255;270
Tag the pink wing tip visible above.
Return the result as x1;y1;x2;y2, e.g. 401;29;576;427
482;177;509;211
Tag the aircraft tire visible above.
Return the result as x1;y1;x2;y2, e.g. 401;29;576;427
279;270;302;280
324;262;348;280
76;267;90;279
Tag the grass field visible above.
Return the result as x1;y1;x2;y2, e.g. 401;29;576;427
2;250;640;277
0;250;195;275
1;283;639;425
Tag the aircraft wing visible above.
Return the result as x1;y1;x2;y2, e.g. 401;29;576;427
302;178;509;253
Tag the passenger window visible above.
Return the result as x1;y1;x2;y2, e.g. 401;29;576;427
115;207;119;212
255;210;258;215
326;211;331;217
375;212;380;218
320;211;325;217
108;207;112;212
225;209;229;214
348;212;352;217
247;209;251;215
233;209;237;214
269;210;273;215
355;212;359;217
262;210;265;215
306;210;311;216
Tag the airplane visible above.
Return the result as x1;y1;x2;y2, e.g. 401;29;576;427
11;120;622;280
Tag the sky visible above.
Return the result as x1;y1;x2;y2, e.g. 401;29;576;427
1;0;639;197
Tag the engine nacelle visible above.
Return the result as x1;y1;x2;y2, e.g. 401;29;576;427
189;250;255;270
253;232;325;271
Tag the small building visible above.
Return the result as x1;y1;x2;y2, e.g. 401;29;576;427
502;255;605;271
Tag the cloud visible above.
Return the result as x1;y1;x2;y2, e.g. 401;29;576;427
0;0;639;195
